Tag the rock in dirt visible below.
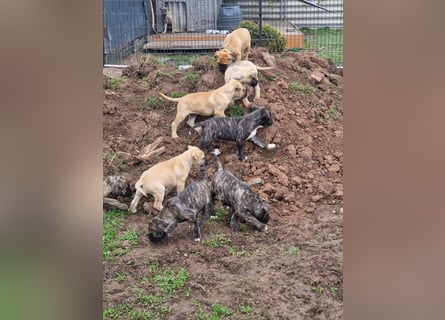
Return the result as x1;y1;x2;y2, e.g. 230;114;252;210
290;176;302;186
261;52;277;68
319;180;335;196
128;120;149;141
267;164;289;186
328;164;341;173
298;147;313;161
310;70;325;84
248;177;263;186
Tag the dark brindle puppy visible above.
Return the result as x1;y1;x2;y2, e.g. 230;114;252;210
190;107;276;161
148;162;213;242
211;158;269;232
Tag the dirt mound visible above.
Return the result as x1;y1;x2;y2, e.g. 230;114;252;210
103;48;343;319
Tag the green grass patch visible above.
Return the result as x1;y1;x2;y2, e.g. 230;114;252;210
287;246;301;257
168;91;188;98
184;72;201;83
288;82;317;95
103;210;138;260
155;53;201;66
300;27;343;65
143;97;162;110
105;76;127;90
202;233;231;248
153;267;189;294
227;105;244;117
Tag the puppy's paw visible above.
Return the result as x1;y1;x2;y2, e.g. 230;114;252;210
194;238;201;242
264;225;268;232
267;143;276;150
211;149;221;156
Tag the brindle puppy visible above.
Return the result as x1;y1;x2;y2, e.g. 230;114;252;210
190;107;275;161
211;157;269;232
148;162;213;242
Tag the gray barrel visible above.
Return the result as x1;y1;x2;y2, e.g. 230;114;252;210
217;4;242;31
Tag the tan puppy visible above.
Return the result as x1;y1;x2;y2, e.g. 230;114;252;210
215;28;251;66
159;79;247;138
128;146;205;213
224;60;273;107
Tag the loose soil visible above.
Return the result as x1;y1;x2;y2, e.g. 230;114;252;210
103;48;343;319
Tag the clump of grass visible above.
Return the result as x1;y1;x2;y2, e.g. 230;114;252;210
168;91;188;98
184;72;201;83
287;246;301;257
105;76;127;89
239;305;252;315
143;97;162;109
289;82;317;95
103;210;139;260
153;267;189;294
227;105;244;117
202;233;231;248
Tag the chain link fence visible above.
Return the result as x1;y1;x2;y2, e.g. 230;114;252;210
103;0;343;66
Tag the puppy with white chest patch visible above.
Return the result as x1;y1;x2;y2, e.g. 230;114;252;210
128;146;205;213
190;107;276;161
159;79;247;138
215;28;251;68
148;162;213;243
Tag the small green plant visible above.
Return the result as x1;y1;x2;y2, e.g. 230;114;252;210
116;272;126;283
240;305;252;315
140;276;149;284
210;207;227;222
168;91;188;98
237;21;286;52
147;262;159;273
287;246;301;256
202;233;231;248
212;303;231;317
239;224;247;232
228;247;237;256
184;72;201;83
103;302;131;319
153;267;189;294
106;76;126;89
133;288;165;307
103;210;127;260
312;285;323;294
326;107;340;119
143;97;162;109
227;105;244;117
122;228;139;247
159;71;175;79
330;287;338;293
289;82;317;95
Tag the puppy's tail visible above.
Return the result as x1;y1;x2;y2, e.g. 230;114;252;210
135;181;148;197
159;92;181;102
254;64;274;71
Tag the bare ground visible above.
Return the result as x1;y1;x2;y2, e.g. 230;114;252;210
103;48;343;319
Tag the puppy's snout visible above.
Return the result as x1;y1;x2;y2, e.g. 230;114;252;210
258;211;269;224
148;230;167;242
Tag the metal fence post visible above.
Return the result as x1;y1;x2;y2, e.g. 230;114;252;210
259;0;263;46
